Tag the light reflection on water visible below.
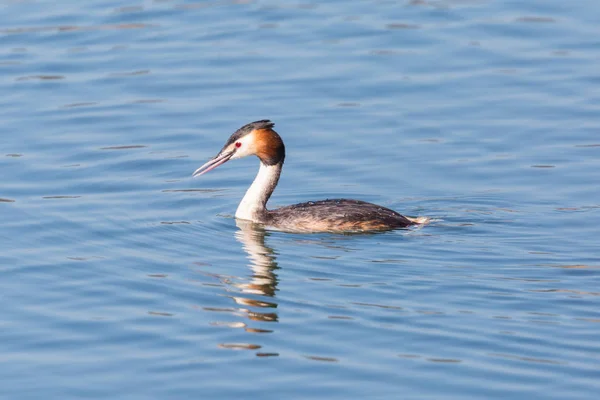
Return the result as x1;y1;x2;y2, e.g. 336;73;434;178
209;221;280;351
1;0;600;398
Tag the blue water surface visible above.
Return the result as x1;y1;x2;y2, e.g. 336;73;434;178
1;0;599;399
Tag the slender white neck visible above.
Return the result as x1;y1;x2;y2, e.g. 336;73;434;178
235;161;282;222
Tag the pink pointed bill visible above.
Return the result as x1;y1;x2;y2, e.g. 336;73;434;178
192;151;234;177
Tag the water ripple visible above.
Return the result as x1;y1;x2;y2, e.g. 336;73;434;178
1;0;599;398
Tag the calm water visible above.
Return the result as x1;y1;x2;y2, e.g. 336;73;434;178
1;0;599;398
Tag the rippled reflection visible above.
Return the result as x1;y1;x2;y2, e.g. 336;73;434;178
231;220;279;325
203;221;280;351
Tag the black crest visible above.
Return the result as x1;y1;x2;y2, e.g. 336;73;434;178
222;120;275;149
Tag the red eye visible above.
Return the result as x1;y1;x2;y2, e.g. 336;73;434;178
235;142;242;148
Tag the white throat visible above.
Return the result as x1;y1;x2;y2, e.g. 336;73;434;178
235;161;282;222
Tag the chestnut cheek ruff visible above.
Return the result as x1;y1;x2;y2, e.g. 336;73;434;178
254;128;285;166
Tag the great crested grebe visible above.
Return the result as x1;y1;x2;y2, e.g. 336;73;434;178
192;120;428;233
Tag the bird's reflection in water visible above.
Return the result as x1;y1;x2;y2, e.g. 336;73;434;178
230;219;279;328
